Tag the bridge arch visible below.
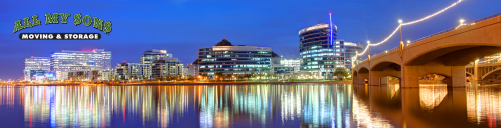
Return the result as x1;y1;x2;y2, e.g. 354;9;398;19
356;67;369;85
369;61;402;85
466;72;473;77
481;68;501;80
412;73;455;87
405;44;501;66
402;44;501;87
352;70;358;84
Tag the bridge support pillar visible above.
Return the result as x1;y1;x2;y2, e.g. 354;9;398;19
450;66;466;87
380;76;389;85
369;71;384;86
353;75;358;85
473;61;480;81
357;73;369;85
401;65;466;88
402;66;419;88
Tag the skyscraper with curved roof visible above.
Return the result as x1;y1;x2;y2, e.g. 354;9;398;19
299;23;340;75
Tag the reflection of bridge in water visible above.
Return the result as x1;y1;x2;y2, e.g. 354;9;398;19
354;83;501;128
353;12;501;87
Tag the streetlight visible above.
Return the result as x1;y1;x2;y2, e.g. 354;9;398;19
398;19;403;41
367;41;371;59
460;19;465;24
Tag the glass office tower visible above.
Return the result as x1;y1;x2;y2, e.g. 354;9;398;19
299;23;339;75
23;57;51;81
343;41;364;70
50;49;111;80
151;57;182;79
197;39;273;75
115;62;151;80
140;49;172;65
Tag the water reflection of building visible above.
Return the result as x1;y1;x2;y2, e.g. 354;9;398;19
197;85;271;128
23;86;112;127
0;87;17;108
156;86;190;128
300;85;351;127
0;84;411;127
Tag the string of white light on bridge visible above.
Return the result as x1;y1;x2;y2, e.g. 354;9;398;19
354;0;464;58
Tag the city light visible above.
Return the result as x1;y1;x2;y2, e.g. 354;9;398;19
329;12;334;46
455;19;467;29
478;56;501;63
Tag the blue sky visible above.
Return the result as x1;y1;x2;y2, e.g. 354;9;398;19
0;0;500;80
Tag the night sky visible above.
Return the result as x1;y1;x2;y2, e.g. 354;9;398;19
0;0;500;80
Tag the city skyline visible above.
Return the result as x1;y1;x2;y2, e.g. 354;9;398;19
1;0;501;79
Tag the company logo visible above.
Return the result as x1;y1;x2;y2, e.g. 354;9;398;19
13;13;112;40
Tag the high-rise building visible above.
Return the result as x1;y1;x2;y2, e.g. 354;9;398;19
50;49;112;80
23;57;51;81
299;23;339;75
272;66;298;75
186;63;199;77
342;40;364;70
151;57;182;80
140;49;172;65
280;58;301;68
115;62;151;81
176;64;185;78
197;39;273;75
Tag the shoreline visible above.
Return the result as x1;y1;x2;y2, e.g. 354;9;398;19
4;80;353;86
114;80;352;86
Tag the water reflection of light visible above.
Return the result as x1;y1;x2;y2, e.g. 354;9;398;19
24;86;112;127
289;84;354;127
388;84;399;99
0;86;17;108
196;84;358;127
419;84;448;112
156;86;190;128
0;84;401;127
467;85;501;127
352;93;393;128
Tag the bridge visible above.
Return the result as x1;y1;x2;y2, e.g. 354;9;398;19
353;12;501;88
466;61;501;81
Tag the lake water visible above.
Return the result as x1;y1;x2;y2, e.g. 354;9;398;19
0;84;499;128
